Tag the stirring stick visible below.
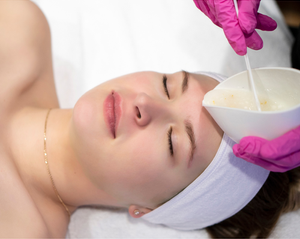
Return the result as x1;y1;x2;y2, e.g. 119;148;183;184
244;55;261;111
233;0;261;111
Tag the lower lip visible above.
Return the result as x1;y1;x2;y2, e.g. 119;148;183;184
103;91;122;138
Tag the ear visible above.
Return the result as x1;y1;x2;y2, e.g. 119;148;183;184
128;205;153;218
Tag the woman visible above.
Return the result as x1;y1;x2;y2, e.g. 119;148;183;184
0;1;299;238
0;1;224;237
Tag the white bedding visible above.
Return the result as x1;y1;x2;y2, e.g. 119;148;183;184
31;0;299;238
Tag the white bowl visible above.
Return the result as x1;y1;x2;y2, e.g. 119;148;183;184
203;67;300;143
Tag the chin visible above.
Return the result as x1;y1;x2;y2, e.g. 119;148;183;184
73;93;96;135
71;91;105;155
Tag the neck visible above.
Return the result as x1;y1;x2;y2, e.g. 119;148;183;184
10;107;121;217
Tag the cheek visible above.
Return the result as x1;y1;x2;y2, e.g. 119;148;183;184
110;137;165;179
113;152;183;206
103;135;168;190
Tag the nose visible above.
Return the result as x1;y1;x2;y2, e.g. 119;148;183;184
134;92;165;126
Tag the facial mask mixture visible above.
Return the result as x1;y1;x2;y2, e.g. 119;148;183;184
203;88;299;111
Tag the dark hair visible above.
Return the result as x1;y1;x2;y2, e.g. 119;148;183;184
206;167;300;238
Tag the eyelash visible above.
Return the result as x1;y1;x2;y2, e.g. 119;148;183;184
163;75;170;99
163;75;173;156
168;127;174;156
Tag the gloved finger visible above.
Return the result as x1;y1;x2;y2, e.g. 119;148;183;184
214;0;247;55
233;141;296;172
193;0;210;19
238;0;260;34
233;136;267;158
233;126;300;167
223;26;247;55
234;128;300;161
260;126;300;160
245;30;263;50
256;13;277;31
193;0;221;27
235;143;300;172
233;147;294;172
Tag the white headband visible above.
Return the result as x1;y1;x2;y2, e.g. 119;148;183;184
142;133;270;230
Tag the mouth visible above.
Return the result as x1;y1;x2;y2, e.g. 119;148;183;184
103;91;122;138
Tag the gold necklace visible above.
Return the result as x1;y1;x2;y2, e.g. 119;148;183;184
44;109;70;217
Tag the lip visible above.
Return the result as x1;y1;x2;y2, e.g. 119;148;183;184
103;91;122;138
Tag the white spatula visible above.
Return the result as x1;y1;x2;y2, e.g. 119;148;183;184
233;0;261;111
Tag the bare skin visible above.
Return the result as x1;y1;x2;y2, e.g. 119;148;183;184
0;1;223;238
0;1;67;237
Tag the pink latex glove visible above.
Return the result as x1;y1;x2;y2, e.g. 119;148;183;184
193;0;277;55
233;126;300;172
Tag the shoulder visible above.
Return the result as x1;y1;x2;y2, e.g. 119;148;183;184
0;0;51;82
0;0;59;112
0;0;50;40
0;0;50;56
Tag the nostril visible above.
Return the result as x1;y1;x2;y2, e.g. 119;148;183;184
136;107;141;119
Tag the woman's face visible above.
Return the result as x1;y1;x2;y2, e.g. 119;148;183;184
70;71;222;208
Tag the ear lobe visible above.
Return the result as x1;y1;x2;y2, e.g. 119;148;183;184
128;205;153;218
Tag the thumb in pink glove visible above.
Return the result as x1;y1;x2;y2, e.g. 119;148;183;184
233;126;300;172
193;0;277;55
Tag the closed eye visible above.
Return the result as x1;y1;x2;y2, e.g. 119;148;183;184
168;127;174;156
163;75;170;99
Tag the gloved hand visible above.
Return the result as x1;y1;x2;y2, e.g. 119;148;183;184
193;0;277;55
233;126;300;172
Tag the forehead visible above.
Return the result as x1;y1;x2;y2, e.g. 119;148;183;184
173;72;221;170
176;74;206;158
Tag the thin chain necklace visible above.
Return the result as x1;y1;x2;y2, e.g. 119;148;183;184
44;108;71;217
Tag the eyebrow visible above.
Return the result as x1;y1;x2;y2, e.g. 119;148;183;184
181;70;189;94
180;71;196;162
185;120;196;164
